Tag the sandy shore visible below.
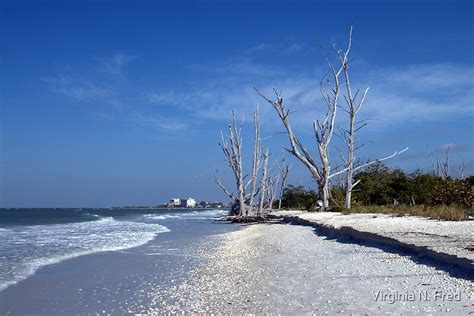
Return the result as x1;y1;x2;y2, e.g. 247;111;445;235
1;218;472;314
148;222;473;314
272;211;474;264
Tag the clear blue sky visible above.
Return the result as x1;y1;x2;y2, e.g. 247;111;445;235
1;0;473;207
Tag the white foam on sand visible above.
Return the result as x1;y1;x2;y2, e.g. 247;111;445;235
146;214;181;220
145;209;228;221
0;217;169;292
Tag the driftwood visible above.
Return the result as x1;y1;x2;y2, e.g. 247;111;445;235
226;215;268;223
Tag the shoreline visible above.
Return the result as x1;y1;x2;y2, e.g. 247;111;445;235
0;224;170;293
0;215;238;315
1;214;473;314
0;208;229;295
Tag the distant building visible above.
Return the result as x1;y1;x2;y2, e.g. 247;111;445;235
180;197;196;208
170;198;180;207
198;201;225;208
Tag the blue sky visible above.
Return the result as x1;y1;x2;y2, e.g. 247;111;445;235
1;0;473;207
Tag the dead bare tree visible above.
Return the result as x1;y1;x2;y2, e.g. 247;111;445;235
214;112;246;216
246;105;262;215
214;107;272;218
265;168;279;210
277;159;290;210
256;27;410;211
257;149;270;216
429;152;439;176
429;146;453;180
255;29;352;211
337;26;369;209
337;26;407;208
442;146;450;179
459;162;465;180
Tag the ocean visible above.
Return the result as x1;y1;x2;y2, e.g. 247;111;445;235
0;207;228;293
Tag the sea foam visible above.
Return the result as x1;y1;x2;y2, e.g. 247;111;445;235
144;209;228;221
0;216;169;292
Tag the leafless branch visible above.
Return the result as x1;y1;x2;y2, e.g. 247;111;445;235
329;147;409;179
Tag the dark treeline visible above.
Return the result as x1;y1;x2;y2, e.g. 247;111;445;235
280;163;473;219
279;185;319;211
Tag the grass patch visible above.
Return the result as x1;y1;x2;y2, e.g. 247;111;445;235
340;204;471;221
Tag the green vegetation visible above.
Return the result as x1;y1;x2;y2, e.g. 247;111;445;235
281;163;473;220
279;185;318;211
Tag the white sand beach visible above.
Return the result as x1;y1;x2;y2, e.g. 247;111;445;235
146;222;473;314
272;211;474;262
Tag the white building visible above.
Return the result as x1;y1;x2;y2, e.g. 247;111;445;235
181;197;196;208
170;198;180;207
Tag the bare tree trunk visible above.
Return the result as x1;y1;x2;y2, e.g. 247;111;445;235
345;153;354;208
342;82;362;209
337;27;370;209
214;107;270;218
443;146;450;180
247;105;261;215
429;152;437;176
278;162;290;210
256;27;409;211
233;118;246;216
459;162;465;180
254;28;359;211
437;157;441;177
430;147;451;179
257;149;270;216
217;112;246;216
319;177;330;210
266;170;279;210
318;143;332;210
334;26;407;208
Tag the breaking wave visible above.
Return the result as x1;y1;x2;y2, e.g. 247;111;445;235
0;216;169;292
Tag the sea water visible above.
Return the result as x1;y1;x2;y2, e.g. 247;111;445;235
0;208;227;292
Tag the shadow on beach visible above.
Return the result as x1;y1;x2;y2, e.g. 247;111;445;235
261;218;473;282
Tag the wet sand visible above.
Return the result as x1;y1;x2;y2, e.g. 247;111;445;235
0;218;237;315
